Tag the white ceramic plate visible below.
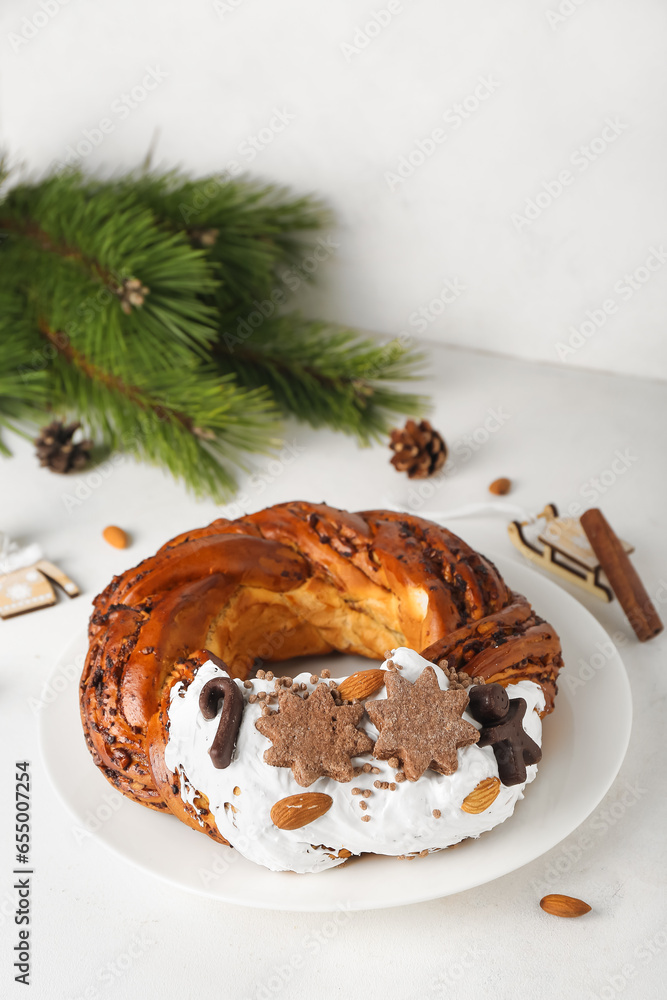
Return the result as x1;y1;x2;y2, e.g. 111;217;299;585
40;555;631;911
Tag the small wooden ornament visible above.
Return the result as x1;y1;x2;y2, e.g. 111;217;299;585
0;566;56;617
0;560;79;619
508;503;633;603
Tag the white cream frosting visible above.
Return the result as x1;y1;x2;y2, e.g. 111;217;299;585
164;648;545;874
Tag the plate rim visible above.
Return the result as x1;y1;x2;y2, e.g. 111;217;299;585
39;552;633;911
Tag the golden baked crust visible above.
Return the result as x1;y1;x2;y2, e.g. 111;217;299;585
79;501;562;841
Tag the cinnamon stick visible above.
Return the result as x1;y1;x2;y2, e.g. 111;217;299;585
580;509;663;642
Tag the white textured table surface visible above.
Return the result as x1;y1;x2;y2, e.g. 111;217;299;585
2;0;667;381
1;344;666;1000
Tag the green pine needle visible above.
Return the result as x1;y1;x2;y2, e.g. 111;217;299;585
0;295;48;454
0;164;428;495
217;315;428;442
114;169;329;313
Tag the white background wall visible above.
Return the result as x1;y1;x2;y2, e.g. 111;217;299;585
1;0;666;380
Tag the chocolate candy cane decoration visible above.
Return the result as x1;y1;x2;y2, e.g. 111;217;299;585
199;675;244;769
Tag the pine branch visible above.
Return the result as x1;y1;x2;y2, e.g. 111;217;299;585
216;315;428;442
0;172;281;496
112;170;328;313
0;172;219;364
38;322;279;496
49;356;270;499
0;165;429;494
0;294;48;455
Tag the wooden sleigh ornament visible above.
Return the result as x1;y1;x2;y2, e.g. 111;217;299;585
507;503;634;603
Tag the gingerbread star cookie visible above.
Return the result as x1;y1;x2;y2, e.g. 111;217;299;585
365;666;479;781
255;682;374;787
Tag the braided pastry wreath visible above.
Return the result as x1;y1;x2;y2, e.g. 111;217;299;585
80;502;562;858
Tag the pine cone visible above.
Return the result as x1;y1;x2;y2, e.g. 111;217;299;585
34;421;93;474
389;419;447;479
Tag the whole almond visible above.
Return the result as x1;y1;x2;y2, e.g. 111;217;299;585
539;894;592;918
103;525;129;549
337;669;385;702
489;477;511;496
460;776;501;814
270;792;333;830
